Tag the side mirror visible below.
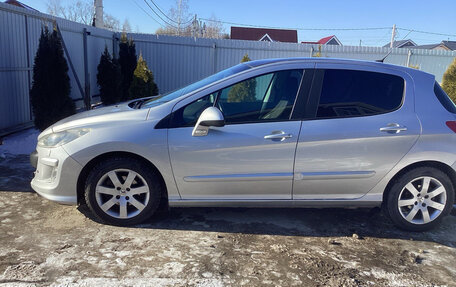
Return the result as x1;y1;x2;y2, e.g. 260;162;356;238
192;107;225;137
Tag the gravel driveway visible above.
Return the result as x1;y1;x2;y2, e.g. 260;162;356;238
0;153;455;287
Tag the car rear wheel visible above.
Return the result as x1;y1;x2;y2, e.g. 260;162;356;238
84;157;162;226
386;167;454;231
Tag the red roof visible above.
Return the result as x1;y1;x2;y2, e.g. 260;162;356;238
231;27;298;43
4;0;38;11
301;35;336;45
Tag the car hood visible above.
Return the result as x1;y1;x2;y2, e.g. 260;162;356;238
45;102;150;134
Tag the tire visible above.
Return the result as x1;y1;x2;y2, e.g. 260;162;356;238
386;167;454;231
84;157;163;226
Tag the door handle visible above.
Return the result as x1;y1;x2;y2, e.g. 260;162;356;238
380;123;407;134
264;131;293;141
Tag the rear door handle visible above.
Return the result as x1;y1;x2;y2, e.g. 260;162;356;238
264;131;293;141
380;123;407;134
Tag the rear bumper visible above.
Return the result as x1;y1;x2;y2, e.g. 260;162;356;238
30;146;82;205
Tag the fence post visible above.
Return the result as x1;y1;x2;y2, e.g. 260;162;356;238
83;28;91;110
212;42;217;74
24;14;32;121
54;22;85;108
406;50;412;67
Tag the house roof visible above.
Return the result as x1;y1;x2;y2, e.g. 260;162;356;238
317;35;335;44
301;35;341;45
259;33;273;42
382;39;417;48
409;41;456;51
413;44;440;49
4;0;38;11
230;27;298;43
441;41;456;50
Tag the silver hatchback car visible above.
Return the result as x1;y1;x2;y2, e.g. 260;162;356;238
31;58;455;231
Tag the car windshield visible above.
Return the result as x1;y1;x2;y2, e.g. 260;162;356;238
141;63;251;109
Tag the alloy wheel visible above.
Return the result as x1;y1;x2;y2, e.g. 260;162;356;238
95;169;150;219
397;176;447;225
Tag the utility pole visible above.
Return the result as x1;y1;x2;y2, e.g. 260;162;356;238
94;0;103;28
390;24;396;48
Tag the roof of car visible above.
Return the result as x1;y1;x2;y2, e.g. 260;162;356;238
243;57;429;75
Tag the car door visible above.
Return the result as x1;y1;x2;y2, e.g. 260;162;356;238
168;66;314;200
293;63;420;200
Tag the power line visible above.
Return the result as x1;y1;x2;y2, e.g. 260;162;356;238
130;0;164;28
199;18;391;31
199;17;456;40
142;0;179;28
373;29;394;46
397;27;456;38
125;5;456;43
148;0;192;25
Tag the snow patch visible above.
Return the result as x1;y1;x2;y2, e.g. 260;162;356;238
0;128;40;156
49;277;225;287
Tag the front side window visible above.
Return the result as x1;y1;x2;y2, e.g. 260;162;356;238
316;69;404;119
170;69;303;127
217;69;303;124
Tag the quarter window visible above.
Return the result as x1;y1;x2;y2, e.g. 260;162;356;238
316;69;404;118
434;82;456;114
170;93;217;127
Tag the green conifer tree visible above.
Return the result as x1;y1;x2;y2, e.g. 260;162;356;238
119;33;137;101
442;57;456;103
96;46;121;105
128;54;159;99
228;53;256;102
30;26;75;131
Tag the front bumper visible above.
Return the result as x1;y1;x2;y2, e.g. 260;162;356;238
30;146;82;205
30;150;38;168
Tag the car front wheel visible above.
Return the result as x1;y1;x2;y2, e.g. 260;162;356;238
386;167;454;231
84;157;162;226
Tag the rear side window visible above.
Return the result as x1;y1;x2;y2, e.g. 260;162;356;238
316;69;404;119
434;82;456;114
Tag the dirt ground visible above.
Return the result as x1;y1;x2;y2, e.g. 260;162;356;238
0;154;455;287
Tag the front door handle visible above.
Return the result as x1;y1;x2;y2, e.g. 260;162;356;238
264;131;293;141
380;123;407;134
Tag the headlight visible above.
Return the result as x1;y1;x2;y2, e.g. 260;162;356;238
38;129;89;148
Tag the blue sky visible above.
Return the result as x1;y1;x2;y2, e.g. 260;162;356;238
21;0;456;46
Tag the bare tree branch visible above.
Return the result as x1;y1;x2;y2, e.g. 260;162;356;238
46;0;121;31
154;1;225;39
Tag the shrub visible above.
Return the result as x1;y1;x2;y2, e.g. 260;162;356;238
96;46;121;105
128;54;159;99
119;33;137;101
241;53;251;63
312;45;322;57
30;26;75;131
442;57;456;103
